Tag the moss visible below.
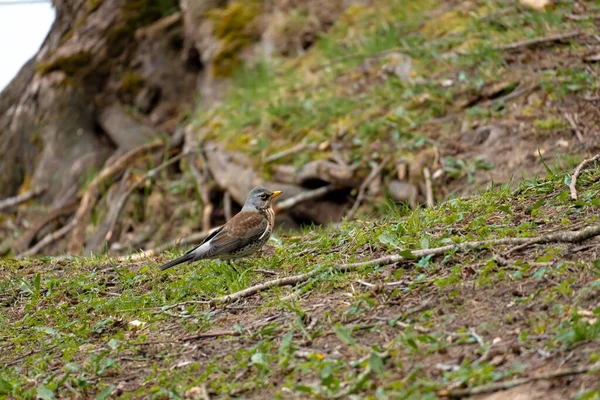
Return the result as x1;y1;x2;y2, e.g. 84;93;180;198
206;1;261;77
36;51;93;76
118;71;145;95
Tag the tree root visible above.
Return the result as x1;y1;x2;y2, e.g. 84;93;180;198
0;186;47;212
67;139;166;254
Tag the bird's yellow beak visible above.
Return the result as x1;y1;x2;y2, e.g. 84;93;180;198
271;191;282;199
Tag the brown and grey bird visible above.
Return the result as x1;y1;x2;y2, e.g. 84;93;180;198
159;186;282;271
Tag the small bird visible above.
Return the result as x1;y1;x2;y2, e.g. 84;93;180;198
159;186;282;271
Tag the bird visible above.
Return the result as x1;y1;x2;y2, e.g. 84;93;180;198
159;186;282;271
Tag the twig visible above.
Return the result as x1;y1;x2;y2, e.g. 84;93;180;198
496;30;581;51
564;113;584;143
437;363;599;398
346;158;389;220
264;142;318;163
68;139;165;254
273;185;337;213
423;167;434;207
208;224;600;304
569;153;600;201
0;186;47;212
17;219;77;258
223;191;232;221
13;200;78;253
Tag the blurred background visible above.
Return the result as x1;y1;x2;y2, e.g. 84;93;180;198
0;0;598;259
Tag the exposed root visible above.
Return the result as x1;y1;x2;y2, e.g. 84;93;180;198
0;186;47;212
67;140;165;254
346;158;388;220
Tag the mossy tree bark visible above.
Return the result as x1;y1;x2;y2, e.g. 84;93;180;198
0;0;200;204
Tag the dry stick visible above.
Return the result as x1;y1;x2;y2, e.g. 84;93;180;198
0;186;47;212
496;30;581;51
103;153;188;246
68;139;165;254
423;167;434;208
569;153;600;201
13;200;78;253
264;142;318;163
17;220;77;259
438;363;599;398
564;113;584;143
272;185;337;213
207;224;600;305
346;159;389;220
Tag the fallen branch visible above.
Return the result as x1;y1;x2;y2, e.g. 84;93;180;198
273;185;337;213
346;158;389;220
437;363;599;398
496;30;581;51
17;219;77;259
264;142;318;163
68;139;165;254
208;224;600;304
569;153;600;201
0;186;47;212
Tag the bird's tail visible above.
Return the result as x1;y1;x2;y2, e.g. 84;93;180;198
159;253;195;271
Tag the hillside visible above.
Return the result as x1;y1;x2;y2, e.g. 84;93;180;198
1;0;600;398
1;163;600;398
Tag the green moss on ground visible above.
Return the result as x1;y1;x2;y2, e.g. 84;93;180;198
1;165;599;398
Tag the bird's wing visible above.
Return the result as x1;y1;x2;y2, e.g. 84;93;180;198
184;225;224;256
189;211;268;259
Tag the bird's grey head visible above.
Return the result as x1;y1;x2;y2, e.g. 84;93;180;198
242;186;282;211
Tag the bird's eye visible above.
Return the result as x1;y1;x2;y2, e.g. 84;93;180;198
261;194;269;200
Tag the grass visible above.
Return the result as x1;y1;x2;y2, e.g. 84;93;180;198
2;164;600;398
196;0;597;190
2;0;600;398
